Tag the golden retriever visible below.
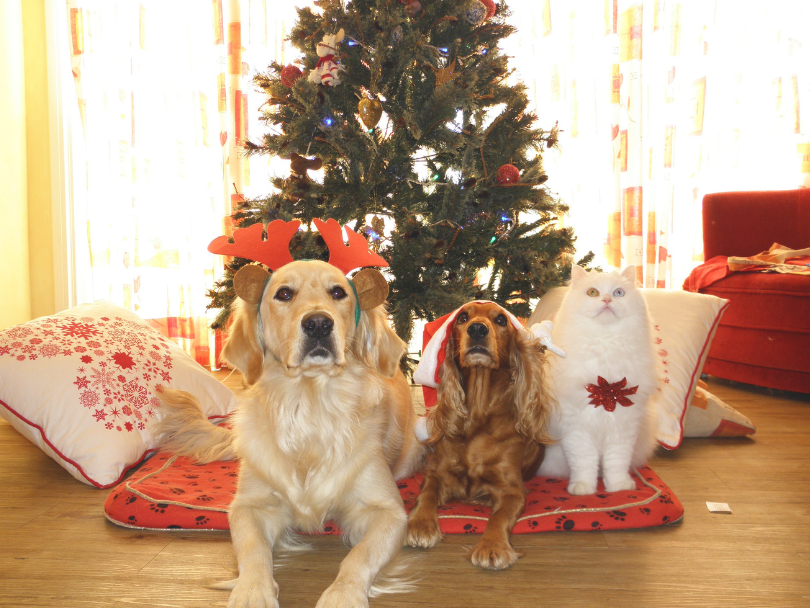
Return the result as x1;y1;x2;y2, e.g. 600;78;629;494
406;302;553;569
153;259;423;608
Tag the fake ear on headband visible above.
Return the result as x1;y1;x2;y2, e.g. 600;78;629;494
208;218;389;310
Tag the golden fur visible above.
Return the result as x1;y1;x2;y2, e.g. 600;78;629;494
406;302;553;569
152;260;423;608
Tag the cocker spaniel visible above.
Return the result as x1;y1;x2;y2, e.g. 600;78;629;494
152;222;424;608
406;302;553;570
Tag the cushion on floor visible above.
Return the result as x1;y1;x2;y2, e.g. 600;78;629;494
104;451;683;533
0;302;237;488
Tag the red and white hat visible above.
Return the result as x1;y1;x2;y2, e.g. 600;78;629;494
412;301;564;390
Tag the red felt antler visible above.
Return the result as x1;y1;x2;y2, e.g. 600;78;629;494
208;219;301;271
313;218;388;274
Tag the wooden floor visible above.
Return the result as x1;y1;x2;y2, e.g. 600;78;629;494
2;374;809;608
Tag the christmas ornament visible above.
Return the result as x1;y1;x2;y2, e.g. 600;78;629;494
464;1;487;25
404;0;422;18
358;97;383;129
495;163;520;184
390;25;403;45
361;216;386;253
280;64;303;87
286;153;323;200
435;61;458;88
585;376;639;412
308;29;345;87
480;0;497;20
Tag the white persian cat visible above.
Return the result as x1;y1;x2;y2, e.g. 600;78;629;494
538;265;660;495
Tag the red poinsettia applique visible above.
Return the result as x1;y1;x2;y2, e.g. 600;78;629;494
585;376;639;412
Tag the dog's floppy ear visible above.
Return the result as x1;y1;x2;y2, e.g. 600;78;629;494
510;330;555;444
354;304;405;378
430;323;466;443
220;265;270;385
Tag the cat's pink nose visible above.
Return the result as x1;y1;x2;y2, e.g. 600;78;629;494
602;297;612;303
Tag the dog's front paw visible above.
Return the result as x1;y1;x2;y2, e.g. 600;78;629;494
406;514;442;548
315;581;368;608
468;539;521;570
227;576;279;608
568;480;597;495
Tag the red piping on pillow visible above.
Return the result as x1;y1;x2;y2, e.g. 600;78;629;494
0;397;229;489
661;298;731;450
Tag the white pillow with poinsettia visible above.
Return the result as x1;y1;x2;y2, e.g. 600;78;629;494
0;302;236;488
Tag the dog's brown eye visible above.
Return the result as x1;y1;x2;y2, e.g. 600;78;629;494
330;286;347;300
495;314;508;326
457;312;468;324
274;287;294;301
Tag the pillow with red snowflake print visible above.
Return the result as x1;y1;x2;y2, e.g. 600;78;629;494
528;287;729;451
0;302;236;488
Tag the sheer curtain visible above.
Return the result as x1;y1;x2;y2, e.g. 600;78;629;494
63;0;809;361
508;0;809;288
65;0;300;364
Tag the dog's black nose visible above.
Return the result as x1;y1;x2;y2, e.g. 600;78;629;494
467;322;489;340
302;314;334;339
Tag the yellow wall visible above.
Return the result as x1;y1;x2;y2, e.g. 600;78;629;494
0;0;54;330
0;0;32;329
24;0;55;322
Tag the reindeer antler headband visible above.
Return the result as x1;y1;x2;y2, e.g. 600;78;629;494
208;218;391;321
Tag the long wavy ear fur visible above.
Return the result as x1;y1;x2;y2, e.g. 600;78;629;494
511;332;555;445
221;298;264;385
429;327;466;443
353;304;406;378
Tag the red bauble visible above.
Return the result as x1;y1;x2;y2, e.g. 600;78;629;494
404;0;421;17
280;64;303;87
495;164;520;184
479;0;497;20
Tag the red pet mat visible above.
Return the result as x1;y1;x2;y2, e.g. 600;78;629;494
104;451;683;533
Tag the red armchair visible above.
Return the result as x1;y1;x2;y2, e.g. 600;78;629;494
683;189;810;394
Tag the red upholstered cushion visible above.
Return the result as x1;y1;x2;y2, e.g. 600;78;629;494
104;451;683;533
701;271;810;381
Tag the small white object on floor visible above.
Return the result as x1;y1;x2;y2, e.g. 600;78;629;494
706;501;732;514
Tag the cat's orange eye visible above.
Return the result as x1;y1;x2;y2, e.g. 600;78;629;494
613;288;625;297
587;288;599;297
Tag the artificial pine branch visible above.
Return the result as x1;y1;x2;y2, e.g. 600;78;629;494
207;0;588;344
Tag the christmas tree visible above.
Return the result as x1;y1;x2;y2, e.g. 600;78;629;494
208;0;591;345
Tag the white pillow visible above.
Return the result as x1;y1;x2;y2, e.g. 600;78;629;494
0;302;236;488
528;287;729;449
684;383;756;438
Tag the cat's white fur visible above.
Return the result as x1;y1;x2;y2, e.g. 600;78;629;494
538;265;660;495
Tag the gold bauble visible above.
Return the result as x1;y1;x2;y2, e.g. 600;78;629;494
358;98;383;129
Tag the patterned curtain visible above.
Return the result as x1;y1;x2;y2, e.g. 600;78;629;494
514;0;809;288
65;0;300;365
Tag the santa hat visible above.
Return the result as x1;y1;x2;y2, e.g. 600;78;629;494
412;301;564;390
411;301;564;442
